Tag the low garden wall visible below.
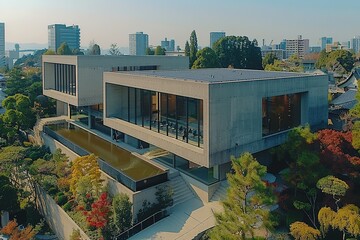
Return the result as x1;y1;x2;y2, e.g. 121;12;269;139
35;184;89;240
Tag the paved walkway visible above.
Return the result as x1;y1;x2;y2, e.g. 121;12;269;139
129;198;222;240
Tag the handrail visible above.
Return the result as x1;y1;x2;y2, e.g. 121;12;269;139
113;208;170;240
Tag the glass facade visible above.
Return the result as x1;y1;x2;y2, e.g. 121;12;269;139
54;63;76;95
70;105;88;125
110;84;204;148
262;93;301;136
157;152;219;185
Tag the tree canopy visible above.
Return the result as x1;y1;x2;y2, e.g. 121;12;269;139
88;43;101;55
154;46;165;55
192;47;221;69
213;36;262;70
109;43;121;55
57;42;73;55
315;49;355;73
209;152;276;240
189;30;198;68
145;47;154;55
262;52;278;69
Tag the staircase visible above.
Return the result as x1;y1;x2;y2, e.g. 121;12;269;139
169;175;195;206
210;181;229;202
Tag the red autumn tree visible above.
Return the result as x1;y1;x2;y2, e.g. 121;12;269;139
318;129;360;178
83;192;111;229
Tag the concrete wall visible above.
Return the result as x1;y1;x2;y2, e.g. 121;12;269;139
42;55;189;108
208;75;328;166
35;184;89;240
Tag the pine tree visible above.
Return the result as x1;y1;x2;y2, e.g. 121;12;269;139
184;41;190;57
189;30;198;68
209;152;276;240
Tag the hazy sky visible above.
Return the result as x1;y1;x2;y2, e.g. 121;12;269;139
0;0;359;50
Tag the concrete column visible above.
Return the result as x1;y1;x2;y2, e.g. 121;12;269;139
1;211;9;228
213;165;219;180
88;106;92;128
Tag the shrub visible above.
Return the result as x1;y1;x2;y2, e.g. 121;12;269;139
70;229;82;240
63;200;75;212
56;194;68;206
47;186;58;196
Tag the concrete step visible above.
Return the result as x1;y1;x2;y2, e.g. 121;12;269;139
169;176;195;206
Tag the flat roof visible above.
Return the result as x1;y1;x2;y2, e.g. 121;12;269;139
117;68;315;83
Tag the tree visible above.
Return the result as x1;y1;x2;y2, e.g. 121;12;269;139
43;49;56;55
192;47;221;69
327;50;355;73
145;47;154;55
110;193;132;235
154;46;165;55
315;50;328;70
184;41;190;57
0;220;37;239
316;175;349;210
265;55;303;72
262;53;278;69
109;43;121;55
0;175;19;212
290;221;321;240
57;42;73;55
88;43;101;55
70;154;103;199
5;67;31;96
189;30;198;67
209;153;276;240
318;129;360;179
82;192;111;232
2;94;36;131
213;36;263;70
72;48;84;55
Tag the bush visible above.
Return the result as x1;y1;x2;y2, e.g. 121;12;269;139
70;229;82;240
47;186;58;196
56;194;68;206
63;200;75;212
23;141;32;147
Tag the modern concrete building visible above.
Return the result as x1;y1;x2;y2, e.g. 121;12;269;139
0;22;5;67
285;35;309;59
42;55;189;128
103;68;328;199
161;38;175;52
210;32;225;48
48;24;80;51
129;32;149;56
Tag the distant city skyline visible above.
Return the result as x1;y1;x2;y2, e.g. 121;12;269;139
1;0;359;50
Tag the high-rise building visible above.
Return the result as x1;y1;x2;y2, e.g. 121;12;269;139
320;37;333;50
48;24;80;52
0;22;5;67
161;38;175;51
351;36;360;54
210;32;225;48
285;35;309;59
129;32;149;56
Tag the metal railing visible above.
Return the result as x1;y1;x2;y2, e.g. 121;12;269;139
113;208;169;240
43;125;168;192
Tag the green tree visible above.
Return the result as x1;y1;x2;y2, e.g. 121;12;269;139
154;46;165;55
189;30;198;67
5;67;31;96
213;36;263;70
184;41;190;57
57;42;73;55
109;43;121;55
350;89;360;151
72;48;84;55
145;47;154;55
315;50;328;70
316;175;349;210
110;193;132;235
89;43;101;55
192;47;221;69
43;49;56;55
262;52;278;69
2;94;36;131
0;175;19;212
209;153;276;240
327;50;354;73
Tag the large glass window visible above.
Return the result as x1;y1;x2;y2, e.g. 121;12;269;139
110;85;204;148
262;93;301;136
70;105;88;126
54;64;76;95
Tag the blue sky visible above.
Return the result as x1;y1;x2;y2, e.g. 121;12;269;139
0;0;359;49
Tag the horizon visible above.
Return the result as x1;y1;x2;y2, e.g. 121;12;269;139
1;0;360;51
